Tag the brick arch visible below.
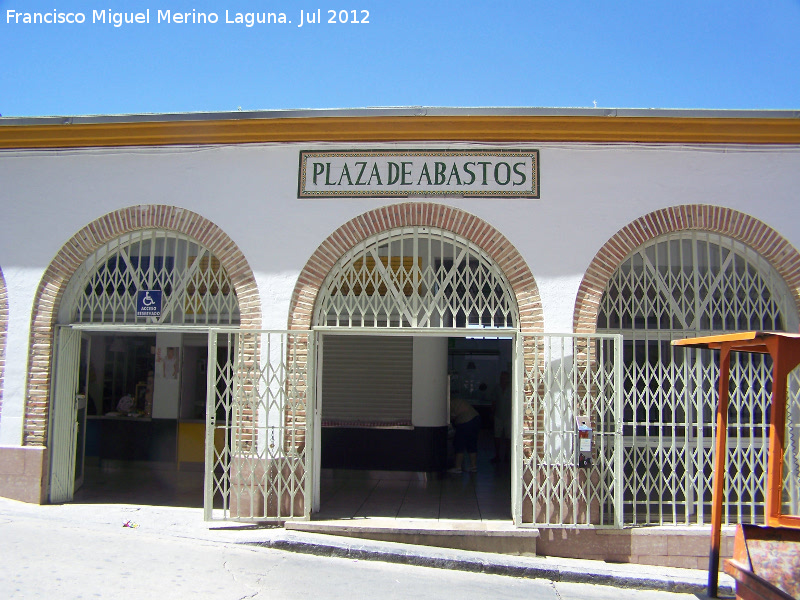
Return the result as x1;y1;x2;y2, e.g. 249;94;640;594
573;204;800;334
288;202;543;333
24;205;261;446
0;267;7;425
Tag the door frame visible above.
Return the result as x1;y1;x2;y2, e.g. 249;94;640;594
48;323;220;503
47;325;82;503
310;326;520;521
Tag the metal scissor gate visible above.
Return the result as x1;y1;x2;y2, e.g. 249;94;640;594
204;329;313;521
517;333;623;527
204;328;625;527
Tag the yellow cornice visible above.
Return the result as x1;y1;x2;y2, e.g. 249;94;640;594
2;115;800;149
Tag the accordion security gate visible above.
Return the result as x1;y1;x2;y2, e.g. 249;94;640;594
201;328;800;524
598;232;799;526
519;333;624;527
783;367;800;517
519;339;800;528
201;228;800;526
204;329;313;521
203;327;627;526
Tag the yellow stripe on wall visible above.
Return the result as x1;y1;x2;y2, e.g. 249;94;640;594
2;115;800;149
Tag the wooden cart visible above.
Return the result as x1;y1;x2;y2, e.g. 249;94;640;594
673;332;800;599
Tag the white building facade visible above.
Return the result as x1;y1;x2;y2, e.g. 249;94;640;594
1;109;799;544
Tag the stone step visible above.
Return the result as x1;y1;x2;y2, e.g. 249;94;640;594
285;519;539;555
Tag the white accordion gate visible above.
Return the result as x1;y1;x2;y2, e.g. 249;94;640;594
204;329;313;521
518;333;624;527
784;367;800;516
598;232;798;526
203;329;798;528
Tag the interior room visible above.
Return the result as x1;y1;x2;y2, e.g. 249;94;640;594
75;331;211;505
317;334;513;521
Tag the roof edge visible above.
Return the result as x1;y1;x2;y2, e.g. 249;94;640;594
2;106;800;127
2;109;800;149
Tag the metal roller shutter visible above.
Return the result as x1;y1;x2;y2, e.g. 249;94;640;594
322;335;412;425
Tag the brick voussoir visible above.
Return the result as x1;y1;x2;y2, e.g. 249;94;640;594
23;205;261;445
573;204;800;333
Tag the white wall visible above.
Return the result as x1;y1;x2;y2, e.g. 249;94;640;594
2;141;800;443
411;337;448;427
152;332;182;419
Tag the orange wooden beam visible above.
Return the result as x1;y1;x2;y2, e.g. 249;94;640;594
708;343;732;598
673;331;800;596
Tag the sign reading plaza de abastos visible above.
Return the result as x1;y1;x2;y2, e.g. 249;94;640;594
298;150;540;198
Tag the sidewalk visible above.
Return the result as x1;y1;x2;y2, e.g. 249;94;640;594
0;497;735;596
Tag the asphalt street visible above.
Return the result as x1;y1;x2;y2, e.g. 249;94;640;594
0;498;731;599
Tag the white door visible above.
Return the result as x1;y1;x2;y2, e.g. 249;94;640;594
49;326;82;503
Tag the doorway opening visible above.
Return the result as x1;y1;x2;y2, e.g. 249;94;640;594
50;228;241;505
315;332;513;522
309;225;521;522
70;330;221;507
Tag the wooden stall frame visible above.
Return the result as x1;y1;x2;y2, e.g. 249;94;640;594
672;332;800;597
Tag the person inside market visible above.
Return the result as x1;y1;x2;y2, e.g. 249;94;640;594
449;396;480;473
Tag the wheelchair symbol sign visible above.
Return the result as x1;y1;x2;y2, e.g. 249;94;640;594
136;290;162;317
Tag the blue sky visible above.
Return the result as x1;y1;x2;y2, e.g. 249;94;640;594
1;0;799;117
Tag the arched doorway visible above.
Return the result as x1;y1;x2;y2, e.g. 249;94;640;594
599;231;797;526
32;207;259;504
290;203;542;522
575;206;800;526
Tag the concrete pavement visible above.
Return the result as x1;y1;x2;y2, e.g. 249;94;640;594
0;497;735;597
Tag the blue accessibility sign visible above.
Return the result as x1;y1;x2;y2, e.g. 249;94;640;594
136;290;162;318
